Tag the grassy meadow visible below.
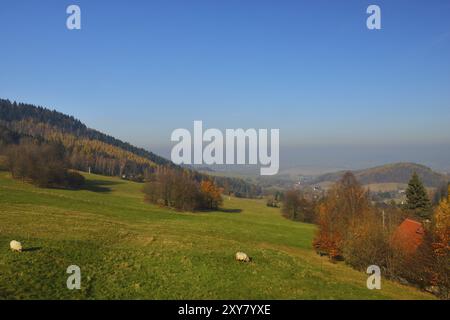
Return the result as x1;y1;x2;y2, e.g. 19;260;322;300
0;170;434;299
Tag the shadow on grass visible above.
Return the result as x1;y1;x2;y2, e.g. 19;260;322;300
22;247;42;252
82;179;124;193
217;208;242;214
1;170;125;194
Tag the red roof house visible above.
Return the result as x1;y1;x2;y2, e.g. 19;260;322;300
391;218;424;254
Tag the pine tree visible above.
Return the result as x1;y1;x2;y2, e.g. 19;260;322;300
405;172;432;219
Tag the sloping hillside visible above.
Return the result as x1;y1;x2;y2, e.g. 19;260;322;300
0;99;169;166
0;171;434;299
309;163;448;188
0;99;261;197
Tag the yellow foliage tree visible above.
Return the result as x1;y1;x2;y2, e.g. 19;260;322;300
431;185;450;297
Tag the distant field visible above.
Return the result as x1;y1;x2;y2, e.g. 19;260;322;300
364;183;408;192
0;171;434;299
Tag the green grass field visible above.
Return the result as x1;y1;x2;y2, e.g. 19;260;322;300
0;170;434;299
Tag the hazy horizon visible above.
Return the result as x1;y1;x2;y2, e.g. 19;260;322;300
3;96;450;174
150;143;450;175
1;1;450;173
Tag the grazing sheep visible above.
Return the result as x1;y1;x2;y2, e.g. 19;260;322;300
235;251;250;262
10;240;22;252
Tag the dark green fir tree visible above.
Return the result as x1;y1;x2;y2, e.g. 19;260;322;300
405;172;432;220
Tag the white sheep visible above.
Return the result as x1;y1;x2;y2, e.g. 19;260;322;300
10;240;22;252
235;251;250;262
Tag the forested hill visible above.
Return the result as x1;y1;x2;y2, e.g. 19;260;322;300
0;99;169;166
308;162;447;188
0;99;261;197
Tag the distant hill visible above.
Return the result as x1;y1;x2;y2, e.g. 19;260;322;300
308;162;448;188
0;98;261;197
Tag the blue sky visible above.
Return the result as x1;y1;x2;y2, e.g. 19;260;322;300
1;1;450;170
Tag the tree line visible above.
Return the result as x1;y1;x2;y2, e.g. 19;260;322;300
4;139;85;189
143;166;223;211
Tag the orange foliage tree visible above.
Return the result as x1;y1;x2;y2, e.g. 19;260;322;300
200;180;223;210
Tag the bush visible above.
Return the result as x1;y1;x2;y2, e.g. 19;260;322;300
266;196;279;208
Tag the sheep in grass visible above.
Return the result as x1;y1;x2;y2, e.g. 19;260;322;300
235;252;250;262
10;240;22;252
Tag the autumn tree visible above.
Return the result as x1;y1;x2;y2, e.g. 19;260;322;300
282;189;315;222
342;209;389;271
431;185;450;298
313;172;370;260
282;189;302;220
143;166;183;207
313;200;345;259
200;180;223;210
